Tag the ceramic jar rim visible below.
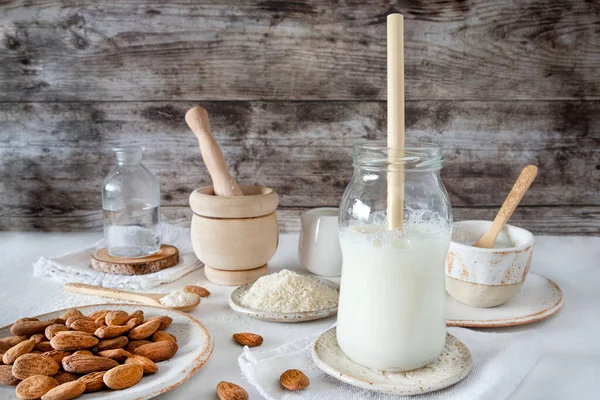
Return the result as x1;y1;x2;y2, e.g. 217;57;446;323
450;220;535;253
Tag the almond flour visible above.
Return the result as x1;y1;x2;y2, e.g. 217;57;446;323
239;270;338;313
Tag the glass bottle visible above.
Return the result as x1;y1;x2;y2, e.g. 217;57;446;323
102;146;161;258
337;142;452;372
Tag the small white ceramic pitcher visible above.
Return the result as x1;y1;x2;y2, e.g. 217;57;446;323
298;208;342;276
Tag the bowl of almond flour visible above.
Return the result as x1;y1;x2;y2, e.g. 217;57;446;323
228;269;340;322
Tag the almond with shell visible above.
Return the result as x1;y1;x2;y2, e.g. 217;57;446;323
233;333;263;347
94;316;107;328
103;364;144;390
62;354;118;374
65;316;93;329
97;349;132;363
59;309;83;321
41;380;86;400
10;321;50;337
87;310;109;321
94;325;130;339
145;316;172;330
12;353;60;380
3;339;36;364
126;317;143;329
15;375;59;399
78;371;107;393
69;319;97;334
92;336;129;353
105;311;129;326
129;310;144;321
133;341;178;362
184;285;211;297
128;319;161;340
216;381;249;400
151;331;177;343
280;369;310;391
124;354;158;374
0;365;20;386
53;371;78;385
50;332;98;351
44;325;68;341
124;340;151;353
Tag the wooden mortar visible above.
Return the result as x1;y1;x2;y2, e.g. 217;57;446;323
189;185;279;271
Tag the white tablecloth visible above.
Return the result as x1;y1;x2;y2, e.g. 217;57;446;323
0;232;598;399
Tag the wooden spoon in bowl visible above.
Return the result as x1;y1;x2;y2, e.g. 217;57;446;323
64;283;200;312
473;165;538;248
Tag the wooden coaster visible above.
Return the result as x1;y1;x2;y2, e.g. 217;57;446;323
204;264;268;286
90;245;179;275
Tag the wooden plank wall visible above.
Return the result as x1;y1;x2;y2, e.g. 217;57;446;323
1;0;599;235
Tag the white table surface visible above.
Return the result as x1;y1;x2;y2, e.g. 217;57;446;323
0;232;599;399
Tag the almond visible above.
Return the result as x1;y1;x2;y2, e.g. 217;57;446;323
145;316;172;330
69;319;97;334
216;381;248;400
54;331;92;337
124;340;151;353
50;332;98;351
184;285;211;297
30;334;48;344
12;353;60;380
94;325;130;339
45;325;68;340
105;311;129;326
16;375;59;399
72;350;93;356
92;336;129;353
94;317;107;328
97;349;131;363
42;318;66;326
151;331;177;343
10;321;50;337
233;333;263;347
0;343;11;353
0;336;29;347
41;351;72;364
134;341;178;362
41;380;86;400
128;319;161;340
125;354;158;374
35;342;54;352
16;318;39;323
126;317;143;329
78;371;106;392
0;364;20;386
87;310;109;320
65;316;94;329
280;369;310;391
59;309;83;321
103;364;143;390
129;310;144;321
62;354;118;374
3;339;36;364
53;371;78;385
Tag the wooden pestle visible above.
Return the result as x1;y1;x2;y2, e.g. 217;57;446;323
185;106;244;197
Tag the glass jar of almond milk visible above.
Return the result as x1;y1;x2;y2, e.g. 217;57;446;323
337;142;452;372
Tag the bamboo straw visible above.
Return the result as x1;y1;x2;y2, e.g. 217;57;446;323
386;13;405;230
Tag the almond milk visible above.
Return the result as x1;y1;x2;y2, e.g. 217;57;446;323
337;223;450;371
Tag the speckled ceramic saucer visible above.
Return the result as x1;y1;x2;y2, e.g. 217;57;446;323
312;327;472;396
229;277;339;322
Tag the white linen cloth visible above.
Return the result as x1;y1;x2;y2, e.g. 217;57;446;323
239;326;542;400
33;224;201;290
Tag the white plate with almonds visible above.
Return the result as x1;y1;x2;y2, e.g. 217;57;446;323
0;304;213;400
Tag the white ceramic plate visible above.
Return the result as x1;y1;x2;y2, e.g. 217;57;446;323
229;278;339;322
446;272;564;328
312;327;472;396
0;304;213;400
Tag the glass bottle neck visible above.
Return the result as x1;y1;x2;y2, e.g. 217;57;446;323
113;147;143;165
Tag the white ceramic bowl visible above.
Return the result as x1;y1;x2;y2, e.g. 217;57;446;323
445;220;535;308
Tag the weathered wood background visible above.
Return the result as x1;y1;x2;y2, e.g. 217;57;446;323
1;0;599;235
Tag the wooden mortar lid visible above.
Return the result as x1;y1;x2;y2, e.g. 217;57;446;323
204;264;268;286
189;185;278;218
90;245;179;275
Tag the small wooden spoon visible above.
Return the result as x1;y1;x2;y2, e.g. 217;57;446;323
64;283;200;312
473;165;538;248
185;106;244;197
